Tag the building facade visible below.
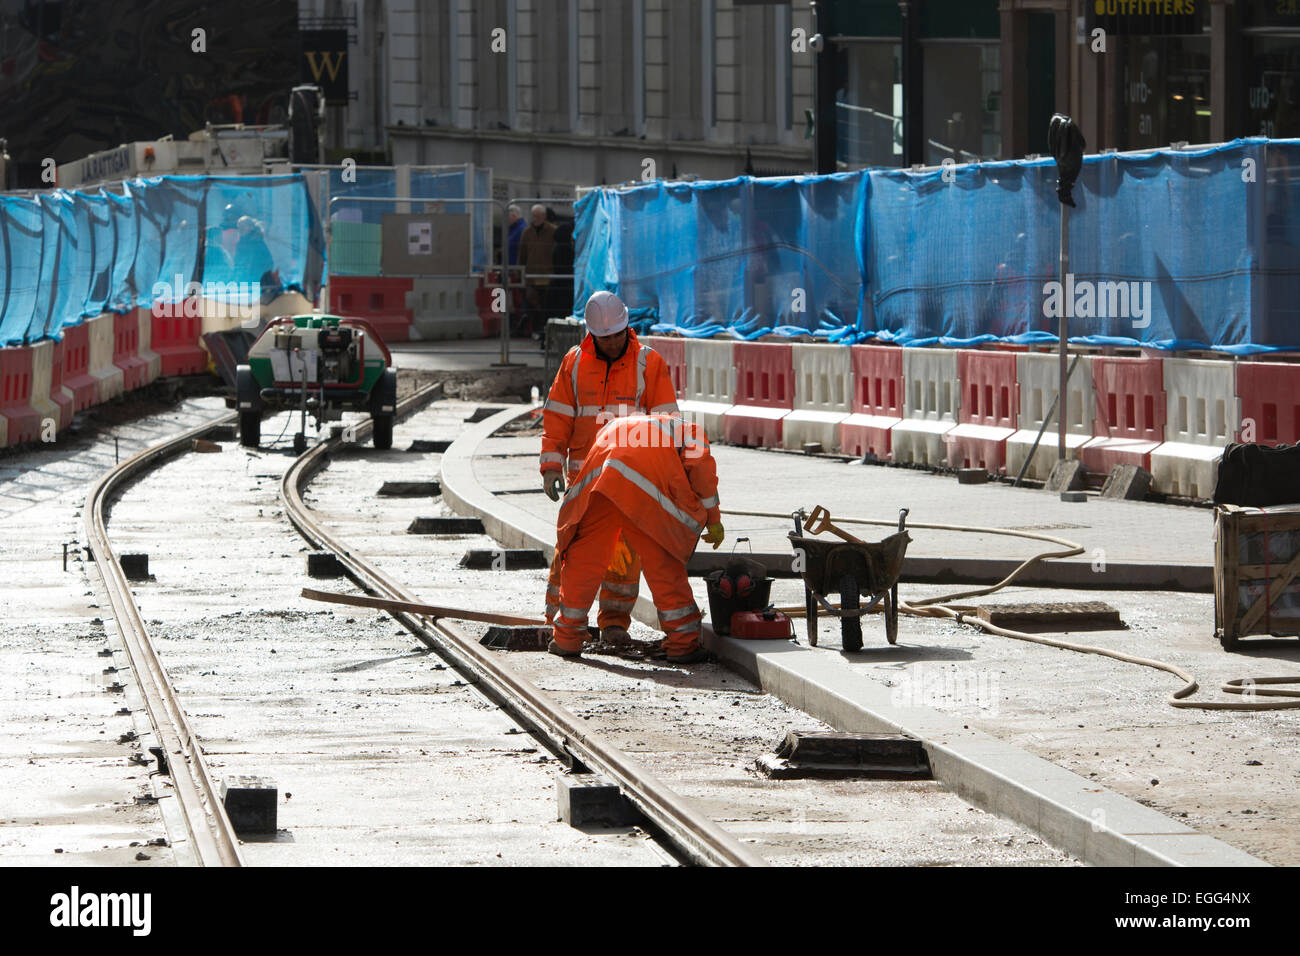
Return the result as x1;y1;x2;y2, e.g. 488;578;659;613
299;0;819;199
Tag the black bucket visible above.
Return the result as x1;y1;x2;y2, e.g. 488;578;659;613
705;556;772;636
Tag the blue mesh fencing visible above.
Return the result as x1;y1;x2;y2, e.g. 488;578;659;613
574;137;1300;354
0;174;325;346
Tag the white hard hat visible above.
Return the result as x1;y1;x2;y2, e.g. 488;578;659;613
584;291;629;336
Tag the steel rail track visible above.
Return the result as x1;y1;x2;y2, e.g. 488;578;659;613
85;411;245;868
280;384;767;867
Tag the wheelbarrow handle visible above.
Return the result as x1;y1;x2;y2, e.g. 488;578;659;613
898;507;910;533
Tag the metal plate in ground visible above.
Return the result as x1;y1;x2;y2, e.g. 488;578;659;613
407;440;451;453
459;549;548;570
407;516;485;534
756;731;932;780
377;481;441;497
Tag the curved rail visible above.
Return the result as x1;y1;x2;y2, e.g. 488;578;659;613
85;412;245;867
280;385;765;867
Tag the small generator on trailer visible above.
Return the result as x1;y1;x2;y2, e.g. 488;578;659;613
236;314;397;452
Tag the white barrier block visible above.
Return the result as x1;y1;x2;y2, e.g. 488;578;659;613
1150;442;1223;500
891;348;958;466
681;338;735;439
783;343;850;452
1146;358;1236;500
88;313;125;403
136;308;161;384
1005;352;1095;481
27;340;62;432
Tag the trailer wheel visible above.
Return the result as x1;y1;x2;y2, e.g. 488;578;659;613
239;410;260;447
372;414;394;450
839;574;862;652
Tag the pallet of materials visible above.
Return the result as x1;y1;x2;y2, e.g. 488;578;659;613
1214;503;1300;648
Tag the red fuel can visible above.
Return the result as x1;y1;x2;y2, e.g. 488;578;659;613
729;608;793;640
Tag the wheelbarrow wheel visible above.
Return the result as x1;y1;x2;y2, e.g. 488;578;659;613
805;586;818;647
839;574;862;652
885;585;899;645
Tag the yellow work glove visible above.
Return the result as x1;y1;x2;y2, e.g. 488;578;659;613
701;522;725;550
543;472;564;501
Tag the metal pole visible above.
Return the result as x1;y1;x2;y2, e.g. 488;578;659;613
1058;200;1069;460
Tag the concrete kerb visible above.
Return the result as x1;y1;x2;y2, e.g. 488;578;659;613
440;404;1268;868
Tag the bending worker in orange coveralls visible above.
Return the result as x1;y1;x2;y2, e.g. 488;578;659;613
549;412;726;664
540;291;679;645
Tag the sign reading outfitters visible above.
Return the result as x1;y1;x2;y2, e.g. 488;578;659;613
300;30;349;105
1089;0;1205;35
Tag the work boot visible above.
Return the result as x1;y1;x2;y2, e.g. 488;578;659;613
599;625;632;647
548;639;582;658
665;645;709;665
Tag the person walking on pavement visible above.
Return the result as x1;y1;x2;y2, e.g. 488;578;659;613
517;203;556;335
540;291;680;647
549;413;725;664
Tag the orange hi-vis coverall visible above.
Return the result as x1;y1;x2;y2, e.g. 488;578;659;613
540;329;679;629
550;414;720;655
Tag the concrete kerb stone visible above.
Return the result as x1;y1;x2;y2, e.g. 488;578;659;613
441;404;1268;868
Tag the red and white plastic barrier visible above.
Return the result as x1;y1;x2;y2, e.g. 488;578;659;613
782;343;850;453
1079;355;1166;475
0;345;38;446
643;335;687;396
1236;361;1300;447
679;338;735;440
840;344;904;460
1149;358;1236;499
329;276;415;342
945;350;1018;473
1005;352;1096;481
890;348;958;466
723;341;792;448
59;322;99;413
113;311;153;392
88;313;125;403
150;308;208;377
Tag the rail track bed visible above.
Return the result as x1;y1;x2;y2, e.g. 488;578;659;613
70;383;1078;865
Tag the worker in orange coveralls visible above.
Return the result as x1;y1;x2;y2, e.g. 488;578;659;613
540;291;679;646
548;412;725;665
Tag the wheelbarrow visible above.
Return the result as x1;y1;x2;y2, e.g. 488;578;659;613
787;506;911;651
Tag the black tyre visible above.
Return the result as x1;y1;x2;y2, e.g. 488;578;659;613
236;365;263;448
239;410;260;447
372;414;394;450
839;573;862;652
369;368;398;442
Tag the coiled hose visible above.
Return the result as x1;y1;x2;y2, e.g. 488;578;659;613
722;508;1300;711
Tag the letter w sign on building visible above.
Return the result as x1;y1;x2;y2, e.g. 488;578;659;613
301;30;349;105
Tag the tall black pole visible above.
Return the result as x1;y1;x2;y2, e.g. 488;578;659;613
812;1;837;175
900;0;923;167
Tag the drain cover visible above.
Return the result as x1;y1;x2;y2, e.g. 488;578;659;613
407;440;451;453
378;481;440;497
460;549;548;570
974;601;1121;630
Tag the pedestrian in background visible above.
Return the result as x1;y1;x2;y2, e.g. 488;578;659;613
518;203;556;335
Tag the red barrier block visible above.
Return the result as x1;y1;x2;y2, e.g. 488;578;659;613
112;312;150;391
0;346;41;445
60;323;98;413
947;350;1019;473
150;308;208;376
1080;356;1165;474
1237;362;1300;446
841;344;904;459
643;336;686;395
330;276;415;343
723;342;792;447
